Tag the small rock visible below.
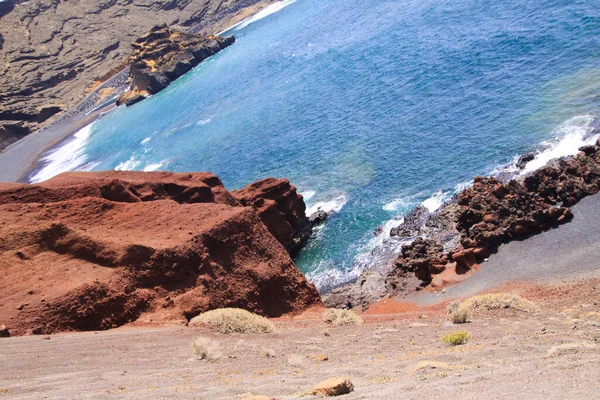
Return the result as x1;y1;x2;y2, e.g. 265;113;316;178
0;324;9;338
312;377;354;396
315;354;329;361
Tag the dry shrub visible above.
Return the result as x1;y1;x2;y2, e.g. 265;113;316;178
192;336;222;360
441;331;470;346
459;293;539;313
546;342;597;358
447;301;471;324
262;348;276;358
324;309;363;326
189;308;276;334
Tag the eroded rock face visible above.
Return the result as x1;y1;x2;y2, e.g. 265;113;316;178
0;171;321;336
117;24;235;106
232;177;312;255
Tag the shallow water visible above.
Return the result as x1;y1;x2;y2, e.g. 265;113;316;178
30;0;600;289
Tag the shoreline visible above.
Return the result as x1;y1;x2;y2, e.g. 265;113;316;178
0;0;279;184
0;103;116;183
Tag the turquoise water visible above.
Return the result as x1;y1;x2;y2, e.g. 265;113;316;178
31;0;600;289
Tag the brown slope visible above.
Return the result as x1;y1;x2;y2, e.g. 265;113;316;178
0;171;321;336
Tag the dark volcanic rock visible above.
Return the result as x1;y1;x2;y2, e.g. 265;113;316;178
0;171;322;336
351;138;600;304
117;24;235;105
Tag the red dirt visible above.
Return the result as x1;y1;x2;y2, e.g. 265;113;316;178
0;171;321;336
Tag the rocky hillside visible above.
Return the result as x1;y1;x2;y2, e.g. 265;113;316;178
0;0;272;151
0;171;321;336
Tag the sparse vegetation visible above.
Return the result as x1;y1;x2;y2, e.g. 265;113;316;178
459;293;539;313
447;300;471;324
323;308;363;326
441;331;470;346
262;348;276;358
192;336;222;360
189;308;276;334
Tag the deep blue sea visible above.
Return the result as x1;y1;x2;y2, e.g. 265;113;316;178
31;0;600;290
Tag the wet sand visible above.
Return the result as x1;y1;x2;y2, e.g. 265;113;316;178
0;104;115;183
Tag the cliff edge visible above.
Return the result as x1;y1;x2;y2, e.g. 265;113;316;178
0;171;321;336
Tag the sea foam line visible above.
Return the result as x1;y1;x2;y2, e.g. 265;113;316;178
218;0;297;35
29;123;95;184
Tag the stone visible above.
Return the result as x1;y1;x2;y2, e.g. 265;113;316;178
312;377;354;396
0;324;9;337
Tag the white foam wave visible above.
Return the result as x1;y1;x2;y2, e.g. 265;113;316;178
421;190;449;212
143;161;167;172
306;259;365;292
141;137;151;144
519;115;599;175
196;118;212;126
306;193;348;216
115;156;141;171
383;198;407;211
301;190;316;201
29;123;95;183
219;0;297;34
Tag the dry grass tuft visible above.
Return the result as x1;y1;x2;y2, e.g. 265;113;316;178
192;336;222;360
189;308;276;334
262;348;276;358
546;342;597;358
441;331;470;346
447;301;471;324
458;293;540;314
324;308;364;326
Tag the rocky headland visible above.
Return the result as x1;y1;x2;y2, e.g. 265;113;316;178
0;171;322;336
0;0;273;151
325;135;600;309
117;24;235;106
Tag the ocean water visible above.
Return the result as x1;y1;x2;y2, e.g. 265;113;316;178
30;0;600;290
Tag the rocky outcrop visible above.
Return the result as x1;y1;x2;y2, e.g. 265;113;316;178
232;178;313;255
384;140;600;294
0;171;321;336
0;0;271;151
329;139;600;309
117;24;235;106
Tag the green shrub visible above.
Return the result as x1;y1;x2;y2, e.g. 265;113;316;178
441;331;470;346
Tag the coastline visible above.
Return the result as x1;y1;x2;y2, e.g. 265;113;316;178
0;0;278;184
0;103;115;183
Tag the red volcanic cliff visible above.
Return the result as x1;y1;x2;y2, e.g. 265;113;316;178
0;171;321;336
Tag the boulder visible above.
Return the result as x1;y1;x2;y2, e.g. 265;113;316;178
312;377;354;396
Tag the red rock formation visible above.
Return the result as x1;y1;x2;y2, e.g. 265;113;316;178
0;171;321;336
232;177;312;255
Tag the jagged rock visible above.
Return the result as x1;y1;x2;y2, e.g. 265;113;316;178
309;209;329;225
0;171;321;336
117;24;235;106
232;177;312;255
